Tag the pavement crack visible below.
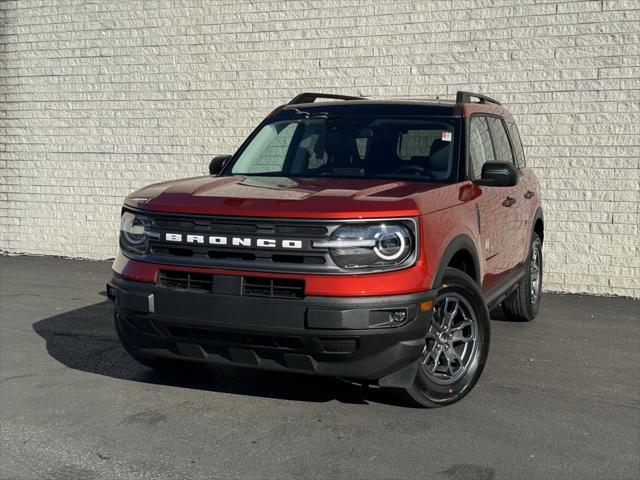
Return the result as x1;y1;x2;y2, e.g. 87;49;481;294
1;374;37;383
486;381;640;410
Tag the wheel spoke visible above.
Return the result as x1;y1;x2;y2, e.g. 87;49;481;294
445;299;459;329
445;347;459;363
451;329;473;343
432;305;444;329
421;343;438;366
450;319;472;332
440;298;452;327
431;349;442;373
444;347;461;373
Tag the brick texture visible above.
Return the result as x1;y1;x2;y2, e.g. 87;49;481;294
1;0;639;297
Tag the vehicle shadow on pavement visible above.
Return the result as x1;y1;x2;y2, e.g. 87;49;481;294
32;301;407;407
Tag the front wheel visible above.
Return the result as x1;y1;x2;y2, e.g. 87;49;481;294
394;268;490;408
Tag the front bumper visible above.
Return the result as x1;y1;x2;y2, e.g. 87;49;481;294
108;275;435;385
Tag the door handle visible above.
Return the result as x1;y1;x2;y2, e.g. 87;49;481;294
524;190;535;199
502;197;516;207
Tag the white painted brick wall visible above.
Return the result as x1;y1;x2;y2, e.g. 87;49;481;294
1;0;639;297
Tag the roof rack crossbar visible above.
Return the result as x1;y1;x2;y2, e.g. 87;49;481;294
456;91;501;106
288;92;367;105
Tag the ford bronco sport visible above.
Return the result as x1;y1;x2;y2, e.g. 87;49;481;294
108;91;543;407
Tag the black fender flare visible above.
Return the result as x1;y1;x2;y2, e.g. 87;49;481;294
432;234;481;289
532;207;544;243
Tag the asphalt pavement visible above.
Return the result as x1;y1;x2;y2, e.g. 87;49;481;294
0;255;638;480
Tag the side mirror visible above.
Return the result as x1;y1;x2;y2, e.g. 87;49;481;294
473;161;518;187
209;155;231;175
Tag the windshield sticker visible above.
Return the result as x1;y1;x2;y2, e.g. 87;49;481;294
441;131;452;142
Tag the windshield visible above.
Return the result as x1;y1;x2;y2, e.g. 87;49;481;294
228;115;460;182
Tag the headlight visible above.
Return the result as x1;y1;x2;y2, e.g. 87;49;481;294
120;211;150;255
314;222;415;269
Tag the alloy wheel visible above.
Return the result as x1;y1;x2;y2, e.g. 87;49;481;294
420;293;478;385
530;244;541;304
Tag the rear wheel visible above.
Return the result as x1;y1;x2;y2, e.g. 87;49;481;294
502;232;543;322
394;268;490;407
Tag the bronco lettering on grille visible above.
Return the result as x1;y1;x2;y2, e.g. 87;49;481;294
164;233;303;249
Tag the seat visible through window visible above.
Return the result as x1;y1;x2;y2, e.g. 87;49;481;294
428;139;452;179
325;129;363;175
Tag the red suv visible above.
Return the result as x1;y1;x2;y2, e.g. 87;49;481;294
108;92;543;407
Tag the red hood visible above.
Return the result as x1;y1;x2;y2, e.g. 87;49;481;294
125;175;460;219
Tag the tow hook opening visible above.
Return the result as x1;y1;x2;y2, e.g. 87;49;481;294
106;284;117;302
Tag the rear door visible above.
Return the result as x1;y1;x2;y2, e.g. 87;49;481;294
507;119;538;260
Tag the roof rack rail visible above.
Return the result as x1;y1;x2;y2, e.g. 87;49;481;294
288;92;367;105
456;91;501;106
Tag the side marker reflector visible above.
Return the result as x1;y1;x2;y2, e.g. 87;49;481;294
420;301;433;312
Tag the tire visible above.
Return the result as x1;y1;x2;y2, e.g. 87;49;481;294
114;313;206;375
502;232;543;322
394;268;490;408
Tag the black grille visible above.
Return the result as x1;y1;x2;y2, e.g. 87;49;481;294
320;338;358;353
270;254;325;265
151;218;259;234
211;223;259;234
157;271;212;292
158;270;305;299
132;212;417;274
274;224;328;236
242;276;305;299
152;219;197;230
142;213;339;274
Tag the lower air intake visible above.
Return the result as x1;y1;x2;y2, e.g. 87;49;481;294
320;338;358;353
